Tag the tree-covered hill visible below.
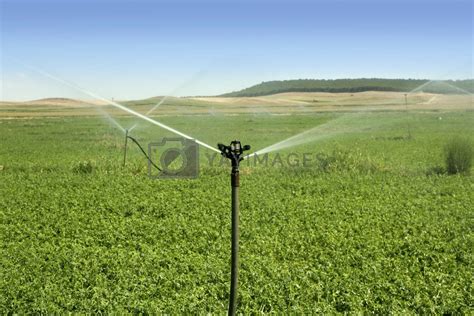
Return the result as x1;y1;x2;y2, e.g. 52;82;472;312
220;79;474;97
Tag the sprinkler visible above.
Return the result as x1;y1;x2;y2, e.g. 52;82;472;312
218;140;251;316
123;129;129;167
122;129;161;172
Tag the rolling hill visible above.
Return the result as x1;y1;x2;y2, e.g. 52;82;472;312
220;79;474;97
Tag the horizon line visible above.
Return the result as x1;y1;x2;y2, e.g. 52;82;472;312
2;77;473;102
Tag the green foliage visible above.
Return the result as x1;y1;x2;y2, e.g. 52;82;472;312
314;148;380;173
444;137;473;174
221;79;474;97
0;112;473;313
425;165;446;176
72;160;95;174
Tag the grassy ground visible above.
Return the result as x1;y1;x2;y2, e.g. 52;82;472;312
0;109;473;313
1;91;472;117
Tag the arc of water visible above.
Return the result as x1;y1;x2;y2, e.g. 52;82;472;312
408;80;472;97
251;111;406;157
250;78;471;157
128;95;171;132
442;81;472;95
407;80;435;94
127;96;171;133
128;69;207;132
252;114;356;156
148;69;207;116
17;61;219;153
146;95;169;116
97;106;126;133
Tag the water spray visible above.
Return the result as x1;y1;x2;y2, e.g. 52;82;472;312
127;68;208;132
123;129;129;167
15;60;219;153
218;140;251;316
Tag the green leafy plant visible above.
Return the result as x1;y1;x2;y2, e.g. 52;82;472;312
444;137;473;174
425;165;445;176
315;149;380;173
72;160;95;174
0;112;473;314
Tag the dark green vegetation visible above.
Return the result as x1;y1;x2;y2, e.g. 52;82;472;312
0;111;473;313
444;137;473;175
221;79;474;97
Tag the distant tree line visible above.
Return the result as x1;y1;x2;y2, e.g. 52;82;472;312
220;79;474;97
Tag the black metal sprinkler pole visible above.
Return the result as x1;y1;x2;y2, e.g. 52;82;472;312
218;141;251;316
123;129;129;167
229;154;240;316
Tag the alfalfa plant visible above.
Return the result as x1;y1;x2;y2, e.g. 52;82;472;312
72;160;95;174
444;137;473;175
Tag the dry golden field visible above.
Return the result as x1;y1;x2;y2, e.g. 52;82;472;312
0;91;472;118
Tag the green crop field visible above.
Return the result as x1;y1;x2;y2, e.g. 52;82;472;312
0;109;473;313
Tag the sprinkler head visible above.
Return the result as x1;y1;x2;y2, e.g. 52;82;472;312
218;140;251;168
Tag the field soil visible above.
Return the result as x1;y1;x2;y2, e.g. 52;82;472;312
1;92;472;118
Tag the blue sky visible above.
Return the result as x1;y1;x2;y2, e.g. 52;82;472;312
1;0;472;101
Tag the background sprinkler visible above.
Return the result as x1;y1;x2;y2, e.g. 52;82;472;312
218;140;251;316
123;129;129;167
122;129;161;172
